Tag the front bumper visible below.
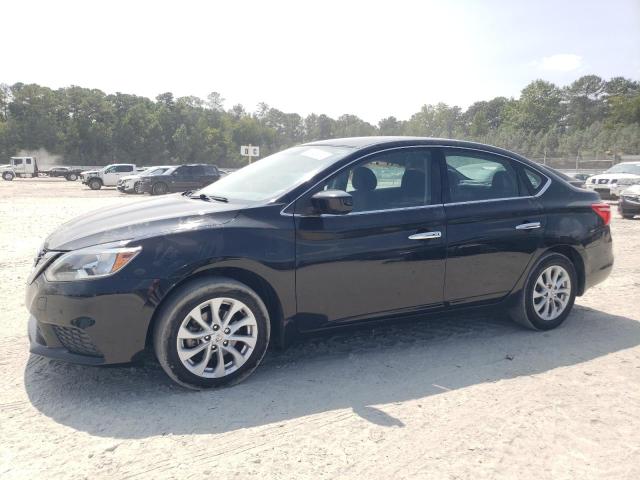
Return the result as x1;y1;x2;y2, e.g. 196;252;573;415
586;183;614;198
619;196;640;216
26;273;158;365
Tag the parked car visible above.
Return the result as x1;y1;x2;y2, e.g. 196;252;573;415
618;184;640;219
585;162;640;199
117;166;173;194
45;166;83;181
26;138;613;389
139;164;220;195
610;176;640;198
81;164;136;190
553;170;588;189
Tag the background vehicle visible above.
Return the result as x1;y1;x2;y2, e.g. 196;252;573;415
118;166;173;194
1;157;82;181
26;138;613;389
618;184;640;219
81;164;136;190
611;176;640;198
553;169;588;189
140;164;220;195
586;162;640;199
46;167;82;181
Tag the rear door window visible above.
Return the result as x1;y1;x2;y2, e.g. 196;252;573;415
444;150;521;203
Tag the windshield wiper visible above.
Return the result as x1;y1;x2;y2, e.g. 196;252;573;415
189;193;229;203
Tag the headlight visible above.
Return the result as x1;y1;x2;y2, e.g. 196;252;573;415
45;245;141;282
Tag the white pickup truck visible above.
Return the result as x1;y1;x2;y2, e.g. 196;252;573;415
81;164;137;190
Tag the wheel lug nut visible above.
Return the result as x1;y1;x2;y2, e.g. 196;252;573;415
223;340;228;346
213;325;219;331
211;345;217;351
224;328;230;334
204;335;211;341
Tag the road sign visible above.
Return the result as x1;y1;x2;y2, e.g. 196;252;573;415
241;145;259;157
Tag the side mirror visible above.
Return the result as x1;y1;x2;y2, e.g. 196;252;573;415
310;190;353;215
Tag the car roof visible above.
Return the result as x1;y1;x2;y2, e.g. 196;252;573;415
303;136;541;166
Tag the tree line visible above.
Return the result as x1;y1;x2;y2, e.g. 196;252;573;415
0;75;638;167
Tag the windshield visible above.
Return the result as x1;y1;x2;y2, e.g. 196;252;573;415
606;163;640;175
145;167;170;176
199;146;351;202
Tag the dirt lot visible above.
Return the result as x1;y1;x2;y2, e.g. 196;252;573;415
1;178;639;479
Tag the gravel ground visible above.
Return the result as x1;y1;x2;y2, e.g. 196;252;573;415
1;179;639;479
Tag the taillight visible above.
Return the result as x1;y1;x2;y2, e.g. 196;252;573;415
592;203;611;225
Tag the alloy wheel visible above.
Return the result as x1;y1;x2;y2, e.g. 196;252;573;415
532;265;571;321
176;297;258;378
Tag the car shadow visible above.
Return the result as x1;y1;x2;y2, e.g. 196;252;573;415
24;305;640;439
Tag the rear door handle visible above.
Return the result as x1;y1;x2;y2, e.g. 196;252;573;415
408;231;442;240
515;222;541;230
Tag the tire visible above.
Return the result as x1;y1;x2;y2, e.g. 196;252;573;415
510;252;577;331
134;182;142;194
67;173;78;181
153;277;270;389
2;172;14;181
89;178;102;190
151;182;168;195
622;214;635;219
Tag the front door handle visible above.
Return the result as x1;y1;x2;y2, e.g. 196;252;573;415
408;231;442;240
515;222;541;230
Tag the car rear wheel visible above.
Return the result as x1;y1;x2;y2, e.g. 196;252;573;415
510;252;577;330
89;178;102;190
151;182;168;195
153;277;270;389
67;173;78;181
622;213;635;219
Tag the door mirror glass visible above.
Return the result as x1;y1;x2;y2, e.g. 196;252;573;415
311;190;353;215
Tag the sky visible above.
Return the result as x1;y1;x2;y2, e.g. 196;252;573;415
3;0;639;123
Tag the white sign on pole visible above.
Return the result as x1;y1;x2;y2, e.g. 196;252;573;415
240;145;259;157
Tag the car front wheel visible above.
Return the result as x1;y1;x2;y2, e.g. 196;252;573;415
511;252;577;330
89;179;102;190
153;277;270;389
151;182;168;195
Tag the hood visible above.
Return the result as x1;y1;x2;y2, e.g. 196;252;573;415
120;174;140;182
82;169;99;175
45;194;241;251
622;185;640;195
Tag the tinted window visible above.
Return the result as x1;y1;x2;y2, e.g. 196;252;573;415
445;151;520;202
190;166;205;176
26;158;32;164
320;149;434;213
204;165;218;175
523;167;545;193
13;159;22;165
115;165;133;172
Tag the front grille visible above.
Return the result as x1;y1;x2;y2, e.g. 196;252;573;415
598;179;609;184
52;326;103;357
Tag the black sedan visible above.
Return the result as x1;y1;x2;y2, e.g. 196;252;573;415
140;164;220;195
26;137;613;389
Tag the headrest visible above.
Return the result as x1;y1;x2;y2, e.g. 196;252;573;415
352;167;377;191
